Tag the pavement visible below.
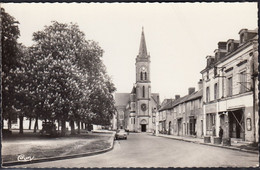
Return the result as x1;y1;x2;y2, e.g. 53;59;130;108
155;133;259;154
2;130;116;167
9;133;259;168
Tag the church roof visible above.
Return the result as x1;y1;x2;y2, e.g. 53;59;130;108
151;93;160;105
115;93;130;107
138;27;148;58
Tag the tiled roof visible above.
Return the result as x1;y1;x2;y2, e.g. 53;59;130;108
159;89;202;111
186;89;203;102
115;93;130;106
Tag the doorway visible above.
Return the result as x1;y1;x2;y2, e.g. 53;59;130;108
228;109;245;140
141;124;146;132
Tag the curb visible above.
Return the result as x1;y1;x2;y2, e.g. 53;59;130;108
2;133;116;167
155;134;258;155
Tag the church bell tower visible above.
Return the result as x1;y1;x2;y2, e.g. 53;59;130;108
135;27;152;132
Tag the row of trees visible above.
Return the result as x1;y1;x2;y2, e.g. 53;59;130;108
1;8;116;136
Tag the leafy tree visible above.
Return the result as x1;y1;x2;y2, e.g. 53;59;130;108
1;7;21;130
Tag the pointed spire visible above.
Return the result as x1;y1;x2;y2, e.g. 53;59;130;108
138;27;148;57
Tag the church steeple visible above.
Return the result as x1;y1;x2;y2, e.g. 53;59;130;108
138;27;148;58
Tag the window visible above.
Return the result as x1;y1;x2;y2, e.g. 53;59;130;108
145;72;147;80
134;118;135;124
142;86;145;98
140;72;143;80
240;71;247;93
206;87;210;102
240;33;245;44
206;113;216;130
206;71;209;80
214;83;218;100
227;76;233;97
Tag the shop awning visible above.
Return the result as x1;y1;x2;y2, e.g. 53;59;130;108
227;106;245;112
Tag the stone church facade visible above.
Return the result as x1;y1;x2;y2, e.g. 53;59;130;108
114;29;160;132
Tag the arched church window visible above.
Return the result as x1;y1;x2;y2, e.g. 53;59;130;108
140;72;143;80
143;86;145;98
144;72;147;80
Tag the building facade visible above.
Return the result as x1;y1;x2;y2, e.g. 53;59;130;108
114;29;160;132
200;28;258;142
157;86;203;138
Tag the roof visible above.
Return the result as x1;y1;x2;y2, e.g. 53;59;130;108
159;90;202;111
159;99;174;111
138;27;148;58
151;93;160;104
186;89;203;102
115;93;130;106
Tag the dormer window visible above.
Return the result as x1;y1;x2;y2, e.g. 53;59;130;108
240;33;245;44
227;43;232;52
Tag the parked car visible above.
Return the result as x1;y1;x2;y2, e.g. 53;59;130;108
115;129;127;140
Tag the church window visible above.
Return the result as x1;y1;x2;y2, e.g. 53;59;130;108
140;72;143;80
143;86;145;98
145;72;147;80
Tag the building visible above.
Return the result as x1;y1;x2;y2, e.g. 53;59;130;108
157;84;203;137
114;28;160;132
200;28;258;143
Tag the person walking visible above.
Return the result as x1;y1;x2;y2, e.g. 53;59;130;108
219;126;223;143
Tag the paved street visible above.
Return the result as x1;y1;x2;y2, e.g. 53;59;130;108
11;133;258;168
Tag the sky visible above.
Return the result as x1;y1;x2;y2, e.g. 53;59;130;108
2;3;258;102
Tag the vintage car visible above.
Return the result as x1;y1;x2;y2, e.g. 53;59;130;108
115;129;127;140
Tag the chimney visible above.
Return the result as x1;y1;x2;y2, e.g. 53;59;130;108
206;55;215;67
188;87;195;95
198;79;203;90
175;95;180;99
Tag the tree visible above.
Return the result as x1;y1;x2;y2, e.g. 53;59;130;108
1;7;21;130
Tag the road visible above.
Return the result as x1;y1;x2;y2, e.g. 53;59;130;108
10;133;258;168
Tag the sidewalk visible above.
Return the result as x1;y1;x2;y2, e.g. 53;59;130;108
155;134;258;154
2;130;115;167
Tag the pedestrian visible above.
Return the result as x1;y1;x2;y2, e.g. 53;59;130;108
219;126;223;142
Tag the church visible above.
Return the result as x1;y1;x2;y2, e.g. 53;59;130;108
114;28;160;133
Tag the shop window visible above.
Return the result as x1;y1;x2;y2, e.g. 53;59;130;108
206;113;216;130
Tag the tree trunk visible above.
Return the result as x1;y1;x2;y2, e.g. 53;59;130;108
34;117;38;133
19;115;23;134
29;117;32;130
61;120;66;136
70;120;75;135
77;121;80;134
8;116;11;130
57;119;60;131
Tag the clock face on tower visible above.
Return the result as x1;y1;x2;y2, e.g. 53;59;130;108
141;66;146;71
141;103;147;111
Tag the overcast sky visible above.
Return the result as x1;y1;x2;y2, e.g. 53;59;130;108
2;3;258;101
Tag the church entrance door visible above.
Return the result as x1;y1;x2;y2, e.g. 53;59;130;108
141;124;146;132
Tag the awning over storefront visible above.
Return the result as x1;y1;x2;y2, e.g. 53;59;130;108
227;106;245;112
